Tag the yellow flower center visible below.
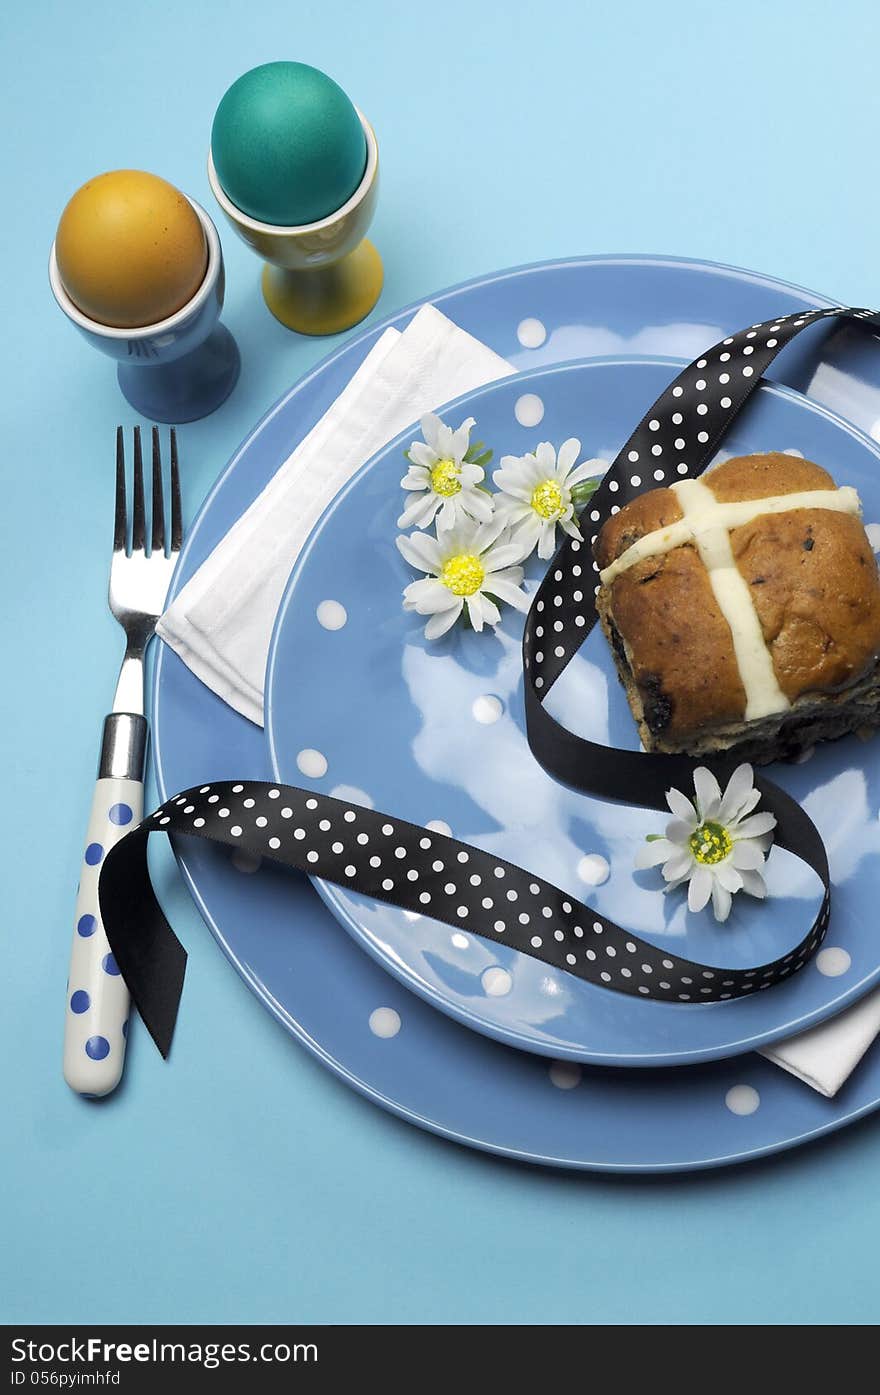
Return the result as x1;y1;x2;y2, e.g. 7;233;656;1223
440;553;485;597
430;458;462;497
531;478;565;520
689;821;732;865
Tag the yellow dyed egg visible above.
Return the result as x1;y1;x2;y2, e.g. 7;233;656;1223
55;170;208;328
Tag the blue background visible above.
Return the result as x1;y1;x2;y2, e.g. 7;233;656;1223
4;0;880;1325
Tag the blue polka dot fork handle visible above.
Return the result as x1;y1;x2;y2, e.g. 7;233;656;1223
98;306;878;1064
63;426;181;1096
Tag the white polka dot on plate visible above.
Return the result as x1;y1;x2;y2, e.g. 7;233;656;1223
516;317;547;349
514;393;544;427
330;784;374;808
577;854;610;886
865;523;880;552
472;694;504;724
297;748;328;779
426;819;453;837
482;966;513;997
549;1061;582;1090
231;850;262;875
816;947;851;977
368;1007;401;1038
725;1085;760;1116
316;599;347;630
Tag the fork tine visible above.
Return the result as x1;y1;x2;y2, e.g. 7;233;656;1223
131;427;146;552
114;427;126;552
169;428;182;553
151;426;165;555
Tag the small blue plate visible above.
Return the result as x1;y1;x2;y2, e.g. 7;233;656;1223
266;357;880;1066
154;255;880;1167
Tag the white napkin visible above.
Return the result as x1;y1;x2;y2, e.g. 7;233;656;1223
759;986;880;1097
158;301;880;1099
158;304;514;725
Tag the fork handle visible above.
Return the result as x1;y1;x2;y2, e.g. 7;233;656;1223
63;714;147;1097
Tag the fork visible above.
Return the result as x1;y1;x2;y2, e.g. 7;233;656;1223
63;426;182;1096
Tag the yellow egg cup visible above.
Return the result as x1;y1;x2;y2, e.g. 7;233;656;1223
208;111;382;336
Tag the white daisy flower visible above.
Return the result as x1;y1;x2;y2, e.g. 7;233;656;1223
398;413;495;533
634;764;776;923
492;438;604;561
396;518;530;640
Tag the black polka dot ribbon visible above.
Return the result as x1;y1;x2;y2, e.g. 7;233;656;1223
100;306;880;1059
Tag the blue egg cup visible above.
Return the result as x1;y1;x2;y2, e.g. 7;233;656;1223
49;198;240;424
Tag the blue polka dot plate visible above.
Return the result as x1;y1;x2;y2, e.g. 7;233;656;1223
154;255;880;1167
266;356;880;1066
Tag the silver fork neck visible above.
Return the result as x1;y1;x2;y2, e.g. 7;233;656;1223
112;644;146;717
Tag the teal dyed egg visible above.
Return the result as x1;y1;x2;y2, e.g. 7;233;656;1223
211;62;367;226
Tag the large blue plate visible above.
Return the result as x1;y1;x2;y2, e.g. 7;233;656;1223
266;357;880;1065
154;255;880;1168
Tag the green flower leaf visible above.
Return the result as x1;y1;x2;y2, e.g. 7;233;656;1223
645;833;664;842
464;440;493;467
570;478;600;509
